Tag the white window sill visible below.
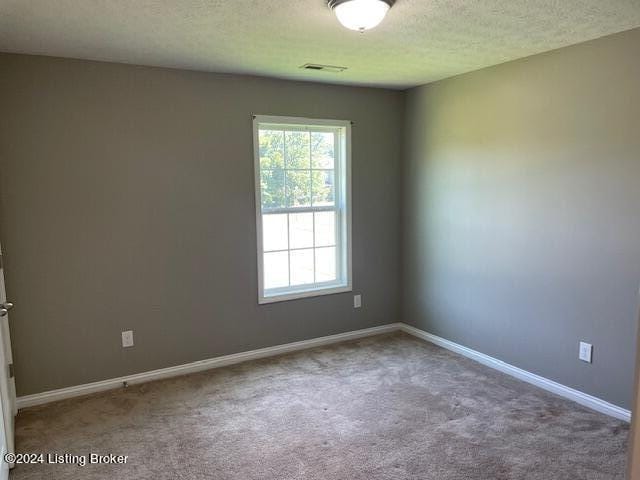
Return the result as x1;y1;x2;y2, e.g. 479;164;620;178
259;285;352;304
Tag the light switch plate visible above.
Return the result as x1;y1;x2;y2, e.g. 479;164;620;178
353;294;362;308
579;341;592;363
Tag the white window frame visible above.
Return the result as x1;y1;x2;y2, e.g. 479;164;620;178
253;115;352;304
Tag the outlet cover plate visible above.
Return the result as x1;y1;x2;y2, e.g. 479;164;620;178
122;330;134;348
579;341;592;363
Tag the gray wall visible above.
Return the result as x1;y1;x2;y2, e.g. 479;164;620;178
0;54;404;396
2;28;638;408
402;28;640;409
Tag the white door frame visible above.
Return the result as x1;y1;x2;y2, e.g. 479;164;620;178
0;245;16;476
628;311;640;479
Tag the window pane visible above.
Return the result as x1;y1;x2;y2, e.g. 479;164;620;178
312;170;334;206
263;214;288;252
264;251;289;289
311;132;335;169
290;249;314;286
314;211;336;247
259;130;284;169
261;169;285;210
285;131;310;169
315;247;337;283
289;212;314;249
286;170;311;207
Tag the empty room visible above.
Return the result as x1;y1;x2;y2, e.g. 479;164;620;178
0;1;639;479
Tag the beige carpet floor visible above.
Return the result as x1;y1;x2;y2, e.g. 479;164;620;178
10;332;628;479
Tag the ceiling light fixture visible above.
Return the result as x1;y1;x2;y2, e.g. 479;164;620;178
328;0;394;32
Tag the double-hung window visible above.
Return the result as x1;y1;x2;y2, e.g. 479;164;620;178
253;116;352;304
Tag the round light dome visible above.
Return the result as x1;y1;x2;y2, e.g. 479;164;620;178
329;0;394;32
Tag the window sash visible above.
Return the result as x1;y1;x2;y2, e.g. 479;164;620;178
262;210;343;290
262;205;337;215
254;115;352;304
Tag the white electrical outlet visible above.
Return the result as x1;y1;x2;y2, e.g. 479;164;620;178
122;330;134;348
354;294;362;308
579;342;592;363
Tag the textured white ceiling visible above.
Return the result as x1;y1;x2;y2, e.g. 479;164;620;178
1;0;639;89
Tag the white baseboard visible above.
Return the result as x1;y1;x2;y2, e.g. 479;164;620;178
16;323;401;410
17;321;632;423
399;323;631;422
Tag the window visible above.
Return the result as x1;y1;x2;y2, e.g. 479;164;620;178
253;116;352;304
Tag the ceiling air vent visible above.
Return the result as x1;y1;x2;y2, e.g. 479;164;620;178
300;63;348;73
